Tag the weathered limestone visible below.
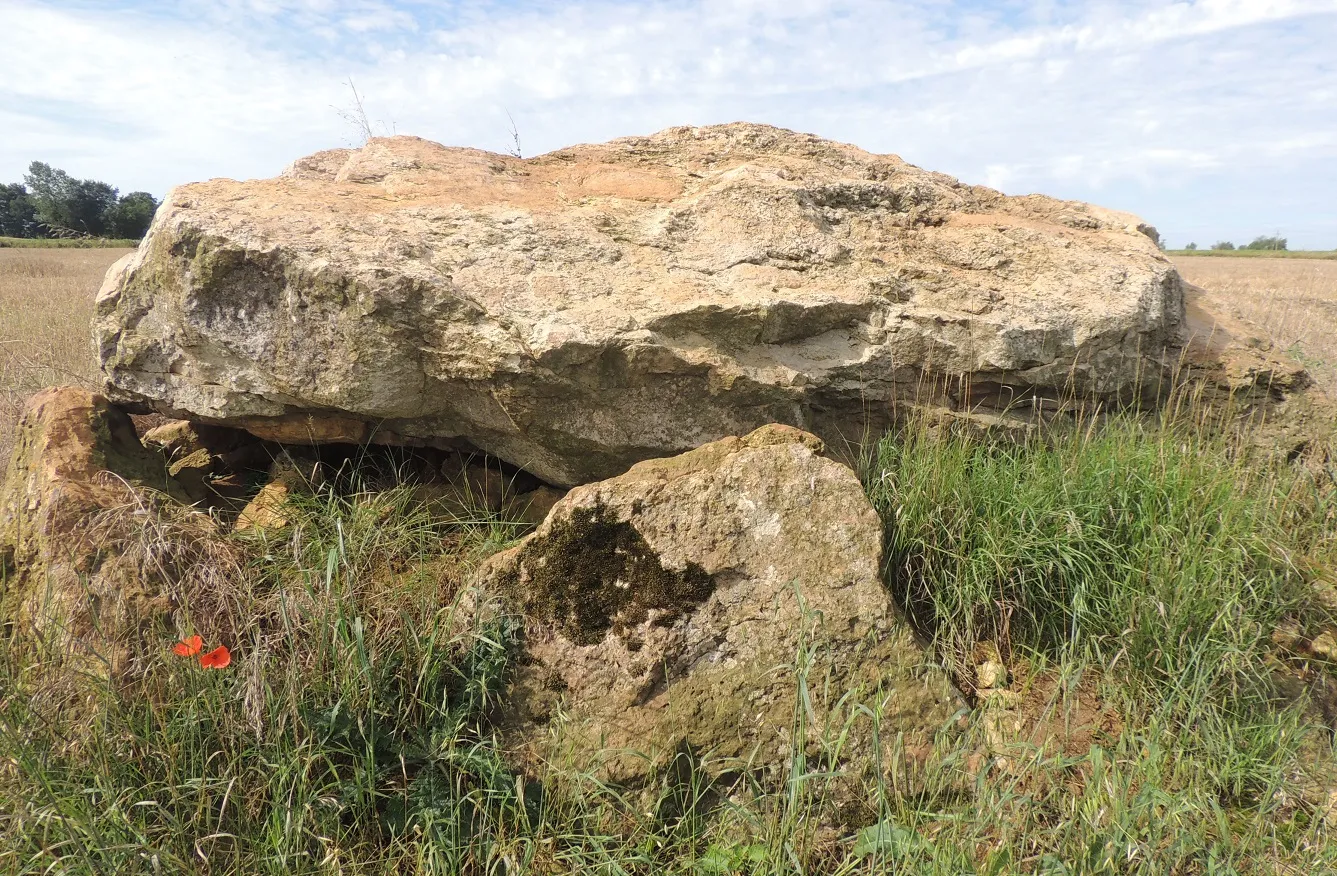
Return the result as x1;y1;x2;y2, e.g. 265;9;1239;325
142;419;261;507
0;388;187;669
473;424;963;782
96;123;1185;486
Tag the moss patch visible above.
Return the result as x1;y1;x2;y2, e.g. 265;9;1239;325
506;503;714;645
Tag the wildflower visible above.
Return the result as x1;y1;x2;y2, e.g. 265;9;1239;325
199;645;232;669
172;635;203;657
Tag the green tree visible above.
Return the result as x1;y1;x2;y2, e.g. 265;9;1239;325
1242;235;1287;251
106;191;159;239
1211;241;1235;250
23;161;119;237
1184;242;1198;251
0;183;36;237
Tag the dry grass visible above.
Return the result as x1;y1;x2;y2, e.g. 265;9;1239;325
1168;249;1337;260
1174;254;1337;392
0;248;131;472
0;237;140;249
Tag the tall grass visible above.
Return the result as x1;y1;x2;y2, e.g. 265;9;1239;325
2;415;1337;873
870;415;1332;694
859;413;1337;871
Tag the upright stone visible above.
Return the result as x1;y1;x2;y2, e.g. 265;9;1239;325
0;388;187;670
473;424;963;783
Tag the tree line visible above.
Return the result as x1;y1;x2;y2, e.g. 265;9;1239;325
0;162;158;240
1182;236;1291;252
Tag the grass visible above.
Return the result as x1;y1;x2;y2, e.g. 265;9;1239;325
2;411;1337;873
1167;250;1337;259
0;237;141;249
0;247;132;473
1173;254;1337;393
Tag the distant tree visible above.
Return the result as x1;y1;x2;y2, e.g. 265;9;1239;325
1242;235;1287;251
106;191;159;239
1184;242;1198;251
0;183;36;237
23;161;120;237
1211;241;1235;251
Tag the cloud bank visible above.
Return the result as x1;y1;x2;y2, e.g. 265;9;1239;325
3;0;1335;247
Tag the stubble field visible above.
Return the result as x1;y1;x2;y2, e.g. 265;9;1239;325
1174;254;1337;392
0;247;132;470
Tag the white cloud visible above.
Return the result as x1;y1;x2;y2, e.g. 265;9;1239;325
2;0;1335;247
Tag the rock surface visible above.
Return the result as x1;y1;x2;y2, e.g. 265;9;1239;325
97;123;1184;486
473;424;962;781
0;388;186;668
142;419;262;507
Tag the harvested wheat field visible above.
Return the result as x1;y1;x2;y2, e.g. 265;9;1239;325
0;248;132;471
1175;254;1337;392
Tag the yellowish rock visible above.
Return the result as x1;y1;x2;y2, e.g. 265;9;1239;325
1311;630;1337;661
474;424;962;783
234;481;293;533
96;124;1184;486
0;387;188;672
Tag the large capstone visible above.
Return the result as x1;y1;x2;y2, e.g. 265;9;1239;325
96;123;1184;486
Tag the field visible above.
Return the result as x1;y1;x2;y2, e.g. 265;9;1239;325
1167;249;1337;260
1174;254;1337;391
2;251;1337;872
0;237;141;248
0;248;132;471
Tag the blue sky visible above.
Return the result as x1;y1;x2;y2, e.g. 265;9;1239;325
3;0;1335;249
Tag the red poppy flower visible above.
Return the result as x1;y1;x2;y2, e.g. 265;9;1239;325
172;635;203;657
199;645;231;669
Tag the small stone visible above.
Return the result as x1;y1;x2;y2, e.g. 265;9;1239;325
142;420;205;455
503;485;566;525
1311;631;1337;661
973;641;1009;690
977;659;1009;691
234;481;292;533
1323;789;1337;829
167;448;215;504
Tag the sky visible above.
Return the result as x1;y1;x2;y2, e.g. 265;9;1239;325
2;0;1335;249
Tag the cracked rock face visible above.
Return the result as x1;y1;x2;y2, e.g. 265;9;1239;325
96;123;1184;485
473;424;963;781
